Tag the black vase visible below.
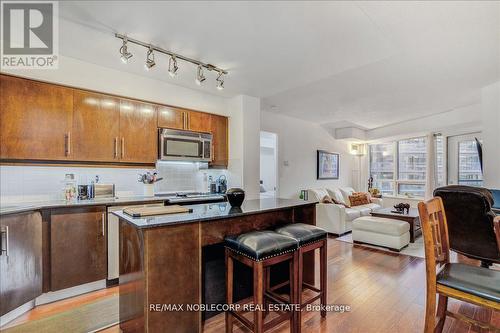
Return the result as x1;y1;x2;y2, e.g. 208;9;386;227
226;188;245;207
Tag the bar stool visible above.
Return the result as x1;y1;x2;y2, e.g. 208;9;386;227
275;223;328;332
225;230;299;333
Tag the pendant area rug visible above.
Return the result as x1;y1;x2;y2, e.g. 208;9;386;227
335;233;425;259
1;295;118;333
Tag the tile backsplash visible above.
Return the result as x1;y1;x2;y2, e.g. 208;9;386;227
0;163;227;204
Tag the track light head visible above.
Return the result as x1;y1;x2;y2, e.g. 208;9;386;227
195;65;206;85
168;55;178;77
119;38;133;63
216;72;224;90
145;46;156;70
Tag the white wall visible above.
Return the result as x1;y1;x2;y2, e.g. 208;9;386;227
481;81;500;188
227;95;261;199
261;111;353;199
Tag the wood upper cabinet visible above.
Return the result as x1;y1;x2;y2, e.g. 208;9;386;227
187;110;212;133
0;75;73;160
50;207;106;291
119;99;158;164
210;114;229;168
0;211;43;316
157;106;184;130
72;91;120;162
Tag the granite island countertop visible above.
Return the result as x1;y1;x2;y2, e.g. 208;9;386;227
112;198;317;229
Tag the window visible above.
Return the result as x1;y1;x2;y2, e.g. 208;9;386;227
369;137;427;198
435;136;446;187
369;144;395;195
397;138;426;197
458;140;483;186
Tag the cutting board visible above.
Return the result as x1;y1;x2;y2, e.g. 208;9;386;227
123;205;193;217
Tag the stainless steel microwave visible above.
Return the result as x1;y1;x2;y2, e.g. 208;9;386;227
159;128;212;162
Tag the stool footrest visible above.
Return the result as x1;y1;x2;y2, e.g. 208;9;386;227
265;291;290;305
231;311;254;329
301;293;322;307
303;282;321;293
270;280;289;292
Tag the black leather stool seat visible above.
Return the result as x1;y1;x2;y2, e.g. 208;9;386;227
437;263;500;303
224;231;299;261
275;223;327;246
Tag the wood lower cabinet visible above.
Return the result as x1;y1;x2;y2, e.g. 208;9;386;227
0;211;43;316
0;75;73;160
210;115;228;168
119;100;158;164
72;91;120;162
157;106;185;130
50;207;106;291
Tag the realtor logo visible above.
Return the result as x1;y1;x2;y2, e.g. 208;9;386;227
1;1;58;69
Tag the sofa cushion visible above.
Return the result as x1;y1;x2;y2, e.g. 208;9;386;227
328;188;347;205
350;206;371;216
352;216;409;236
345;208;361;221
339;187;356;205
309;189;330;202
355;203;382;212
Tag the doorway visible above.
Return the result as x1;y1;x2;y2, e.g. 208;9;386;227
260;131;278;198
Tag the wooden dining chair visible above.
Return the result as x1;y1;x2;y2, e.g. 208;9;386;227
418;197;500;333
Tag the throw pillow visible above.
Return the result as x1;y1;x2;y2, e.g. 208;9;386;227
349;193;370;206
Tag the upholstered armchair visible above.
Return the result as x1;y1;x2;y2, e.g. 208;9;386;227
434;185;500;267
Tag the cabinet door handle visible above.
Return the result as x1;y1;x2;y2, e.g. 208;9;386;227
101;213;106;236
182;112;186;129
0;226;9;257
65;132;71;156
121;137;125;158
114;137;118;158
187;113;190;129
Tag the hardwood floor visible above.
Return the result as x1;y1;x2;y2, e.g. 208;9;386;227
2;238;498;333
204;238;499;333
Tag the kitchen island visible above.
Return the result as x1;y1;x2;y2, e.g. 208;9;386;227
114;198;317;333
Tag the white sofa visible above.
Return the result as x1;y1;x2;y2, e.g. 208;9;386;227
308;187;383;235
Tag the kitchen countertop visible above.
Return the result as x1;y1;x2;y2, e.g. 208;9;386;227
0;194;225;216
113;198;316;229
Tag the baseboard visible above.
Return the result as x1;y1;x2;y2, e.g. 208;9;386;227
0;300;35;327
35;279;107;306
106;278;119;287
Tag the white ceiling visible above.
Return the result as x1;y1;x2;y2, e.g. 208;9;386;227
59;1;500;130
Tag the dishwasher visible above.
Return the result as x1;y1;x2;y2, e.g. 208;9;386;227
107;203;165;281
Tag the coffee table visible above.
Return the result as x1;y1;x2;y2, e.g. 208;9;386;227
371;208;421;243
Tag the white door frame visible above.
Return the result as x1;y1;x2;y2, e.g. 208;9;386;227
260;131;279;198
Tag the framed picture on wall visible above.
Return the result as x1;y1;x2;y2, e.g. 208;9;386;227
317;150;339;179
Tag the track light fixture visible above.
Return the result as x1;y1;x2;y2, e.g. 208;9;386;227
195;65;206;85
115;33;228;90
119;37;133;63
168;55;178;77
216;72;224;90
145;46;155;70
